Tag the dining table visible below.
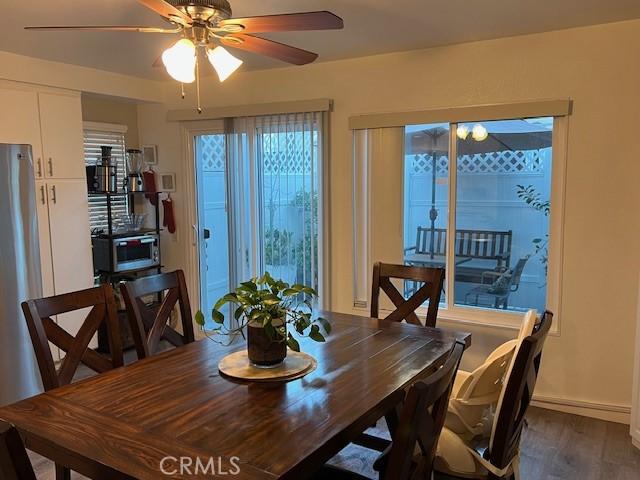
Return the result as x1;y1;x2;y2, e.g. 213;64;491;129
0;310;471;480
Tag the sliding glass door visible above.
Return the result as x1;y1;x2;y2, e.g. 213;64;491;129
194;133;232;328
194;112;325;327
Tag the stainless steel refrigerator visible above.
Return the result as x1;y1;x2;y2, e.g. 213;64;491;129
0;144;43;406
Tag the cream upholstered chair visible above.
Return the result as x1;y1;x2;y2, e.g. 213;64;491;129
434;311;553;480
445;310;538;440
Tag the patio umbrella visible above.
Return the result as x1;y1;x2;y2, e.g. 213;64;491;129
405;124;449;254
406;119;553;247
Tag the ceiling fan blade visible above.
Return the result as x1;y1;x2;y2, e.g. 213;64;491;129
25;25;181;33
220;34;318;65
219;11;343;33
136;0;192;26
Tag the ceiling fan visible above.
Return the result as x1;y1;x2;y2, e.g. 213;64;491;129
25;0;344;111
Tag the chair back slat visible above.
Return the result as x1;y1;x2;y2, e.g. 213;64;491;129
385;342;465;480
21;285;123;391
121;270;195;359
0;421;36;480
371;263;444;327
489;310;553;470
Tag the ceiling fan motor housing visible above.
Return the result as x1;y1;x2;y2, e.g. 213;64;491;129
166;0;232;20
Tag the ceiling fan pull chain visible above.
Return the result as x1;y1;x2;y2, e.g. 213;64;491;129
181;83;185;99
196;54;202;114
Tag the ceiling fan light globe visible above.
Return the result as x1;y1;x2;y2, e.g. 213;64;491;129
162;38;197;83
207;46;243;82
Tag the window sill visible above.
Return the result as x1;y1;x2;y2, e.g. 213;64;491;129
351;302;560;336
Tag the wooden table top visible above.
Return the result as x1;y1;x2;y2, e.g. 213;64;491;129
0;311;470;480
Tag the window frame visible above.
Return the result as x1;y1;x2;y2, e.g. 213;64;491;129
83;121;129;233
353;114;568;334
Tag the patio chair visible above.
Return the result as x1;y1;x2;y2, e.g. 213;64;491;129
464;256;530;310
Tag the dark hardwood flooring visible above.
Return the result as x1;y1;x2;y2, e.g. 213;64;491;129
28;407;640;479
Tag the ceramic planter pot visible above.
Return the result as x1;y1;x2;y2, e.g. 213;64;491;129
247;318;287;367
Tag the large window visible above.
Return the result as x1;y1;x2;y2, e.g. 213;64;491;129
403;117;553;313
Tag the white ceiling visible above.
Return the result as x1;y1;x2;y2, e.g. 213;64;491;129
3;0;640;80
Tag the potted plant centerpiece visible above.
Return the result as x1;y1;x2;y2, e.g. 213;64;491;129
195;273;330;368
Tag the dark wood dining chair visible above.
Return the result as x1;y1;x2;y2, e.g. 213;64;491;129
433;311;553;479
314;341;465;480
21;284;124;391
0;421;36;480
371;262;445;327
21;284;123;480
120;270;195;359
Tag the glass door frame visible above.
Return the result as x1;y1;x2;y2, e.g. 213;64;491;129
183;120;239;335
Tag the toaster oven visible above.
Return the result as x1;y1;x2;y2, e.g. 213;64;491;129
92;233;160;273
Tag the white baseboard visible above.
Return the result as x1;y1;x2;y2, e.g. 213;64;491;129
531;395;631;424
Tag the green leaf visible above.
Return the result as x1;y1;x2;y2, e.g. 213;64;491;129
301;286;317;296
287;333;300;352
195;310;206;327
234;307;244;321
309;324;326;343
318;317;332;334
240;281;257;291
212;309;225;324
283;288;299;297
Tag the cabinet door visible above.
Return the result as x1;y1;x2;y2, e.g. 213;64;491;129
0;86;44;179
38;92;85;179
47;179;95;344
35;180;59;361
35;180;55;298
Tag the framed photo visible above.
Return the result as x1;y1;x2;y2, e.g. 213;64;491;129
160;173;176;192
142;145;158;165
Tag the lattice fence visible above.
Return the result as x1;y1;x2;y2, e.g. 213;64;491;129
409;150;544;176
200;135;226;172
261;131;318;175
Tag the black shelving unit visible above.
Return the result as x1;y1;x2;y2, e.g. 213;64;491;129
90;190;163;352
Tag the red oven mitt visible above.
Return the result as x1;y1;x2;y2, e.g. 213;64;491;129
143;169;158;206
162;196;176;234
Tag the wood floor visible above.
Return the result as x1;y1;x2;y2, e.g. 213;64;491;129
29;407;640;479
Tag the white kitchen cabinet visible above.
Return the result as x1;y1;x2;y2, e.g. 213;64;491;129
45;179;95;341
38;92;85;179
0;82;94;348
0;85;44;179
34;180;55;299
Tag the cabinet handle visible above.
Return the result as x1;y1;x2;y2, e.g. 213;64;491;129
48;157;53;177
50;185;57;204
40;185;46;205
37;158;42;178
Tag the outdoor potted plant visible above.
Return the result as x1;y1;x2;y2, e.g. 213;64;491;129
195;272;330;367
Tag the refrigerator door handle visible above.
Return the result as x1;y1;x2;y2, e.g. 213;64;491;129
50;185;57;204
40;185;46;205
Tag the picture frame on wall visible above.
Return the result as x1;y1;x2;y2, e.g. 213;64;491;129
160;173;176;192
142;145;158;165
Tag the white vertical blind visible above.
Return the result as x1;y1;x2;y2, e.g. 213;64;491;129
83;127;128;232
226;112;324;293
